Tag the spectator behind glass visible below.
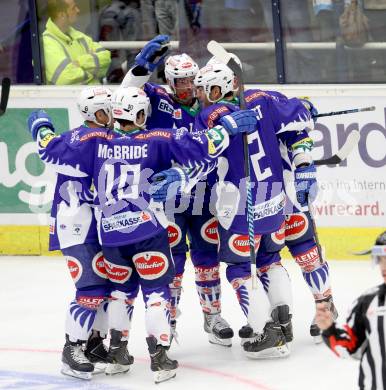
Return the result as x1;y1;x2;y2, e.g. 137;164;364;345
99;0;141;84
42;0;111;84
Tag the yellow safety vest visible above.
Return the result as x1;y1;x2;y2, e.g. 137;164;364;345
42;18;111;85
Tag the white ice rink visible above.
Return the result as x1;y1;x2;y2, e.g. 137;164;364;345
1;256;381;390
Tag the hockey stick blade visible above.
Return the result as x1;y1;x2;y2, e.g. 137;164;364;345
0;77;11;116
314;130;360;166
350;249;371;256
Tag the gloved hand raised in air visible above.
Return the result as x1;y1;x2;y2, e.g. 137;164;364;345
294;162;318;206
219;109;257;136
149;167;188;202
27;110;55;141
135;35;170;72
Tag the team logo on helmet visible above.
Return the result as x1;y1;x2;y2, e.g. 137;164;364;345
200;217;218;244
133;252;169;280
167;223;182;248
271;221;286;245
104;259;132;284
182;62;192;69
113;108;123;116
92;252;108;279
228;234;261;257
66;256;82;283
285;213;309;241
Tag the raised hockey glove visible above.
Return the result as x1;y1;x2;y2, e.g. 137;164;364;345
149;167;188;202
219;110;257;136
27;110;55;141
135;35;170;72
294;162;318;206
300;98;318;119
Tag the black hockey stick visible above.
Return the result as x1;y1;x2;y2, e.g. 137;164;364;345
207;40;258;289
314;130;360;166
0;77;11;116
313;106;375;119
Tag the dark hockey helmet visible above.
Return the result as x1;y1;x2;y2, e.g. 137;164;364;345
371;231;386;264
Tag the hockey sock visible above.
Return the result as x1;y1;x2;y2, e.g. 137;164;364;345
226;262;270;334
143;286;171;347
194;264;221;315
168;253;186;321
91;299;109;338
257;258;293;311
65;288;105;342
289;240;332;300
108;289;137;341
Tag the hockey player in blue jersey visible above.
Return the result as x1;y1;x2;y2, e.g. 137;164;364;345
121;35;233;346
27;86;257;382
28;86;113;380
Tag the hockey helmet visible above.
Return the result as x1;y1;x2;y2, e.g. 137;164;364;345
77;86;112;126
111;87;150;128
194;63;234;103
164;53;199;88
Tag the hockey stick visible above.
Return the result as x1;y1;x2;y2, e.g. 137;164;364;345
314;130;360;166
313;106;375;119
0;77;11;116
207;40;258;289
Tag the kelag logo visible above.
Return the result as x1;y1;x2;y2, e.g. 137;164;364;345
313;108;386;168
0;370;128;389
0;108;69;213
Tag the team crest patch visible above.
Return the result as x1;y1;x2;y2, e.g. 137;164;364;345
200;217;218;244
66;256;82;283
228;234;261;257
167;223;182;248
285;213;309;240
104;259;132;283
133;251;169;280
92;252;107;279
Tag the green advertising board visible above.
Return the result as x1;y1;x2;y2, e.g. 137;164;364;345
0;108;69;214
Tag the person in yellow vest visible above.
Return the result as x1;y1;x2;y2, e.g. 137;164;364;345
43;0;111;85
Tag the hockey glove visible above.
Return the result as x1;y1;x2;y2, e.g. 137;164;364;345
294;162;318;206
219;110;257;136
27;110;55;141
300;98;318;119
135;35;170;72
149;167;188;202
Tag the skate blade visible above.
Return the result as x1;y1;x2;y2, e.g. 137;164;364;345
61;364;92;380
92;362;107;375
154;369;177;383
313;335;323;344
244;344;290;360
105;363;131;375
208;333;232;347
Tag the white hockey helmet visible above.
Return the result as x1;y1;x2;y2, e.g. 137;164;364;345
77;86;112;126
206;54;242;92
194;63;235;103
111;87;150;128
164;53;199;88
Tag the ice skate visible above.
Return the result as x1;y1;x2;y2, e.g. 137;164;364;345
85;331;108;374
61;335;94;380
147;335;178;383
105;330;134;375
204;313;234;347
310;297;338;344
243;321;289;359
274;305;293;343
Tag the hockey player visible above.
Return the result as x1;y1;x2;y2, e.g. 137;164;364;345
28;86;113;380
121;35;233;346
316;231;386;390
27;86;256;382
192;62;314;358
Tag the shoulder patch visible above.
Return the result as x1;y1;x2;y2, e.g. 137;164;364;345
79;131;114;142
134;130;172;140
245;91;269;103
207;105;230;128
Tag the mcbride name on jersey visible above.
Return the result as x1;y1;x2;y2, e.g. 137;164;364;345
38;125;230;246
195;89;314;235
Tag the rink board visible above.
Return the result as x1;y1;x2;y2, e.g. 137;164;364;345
0;85;385;257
